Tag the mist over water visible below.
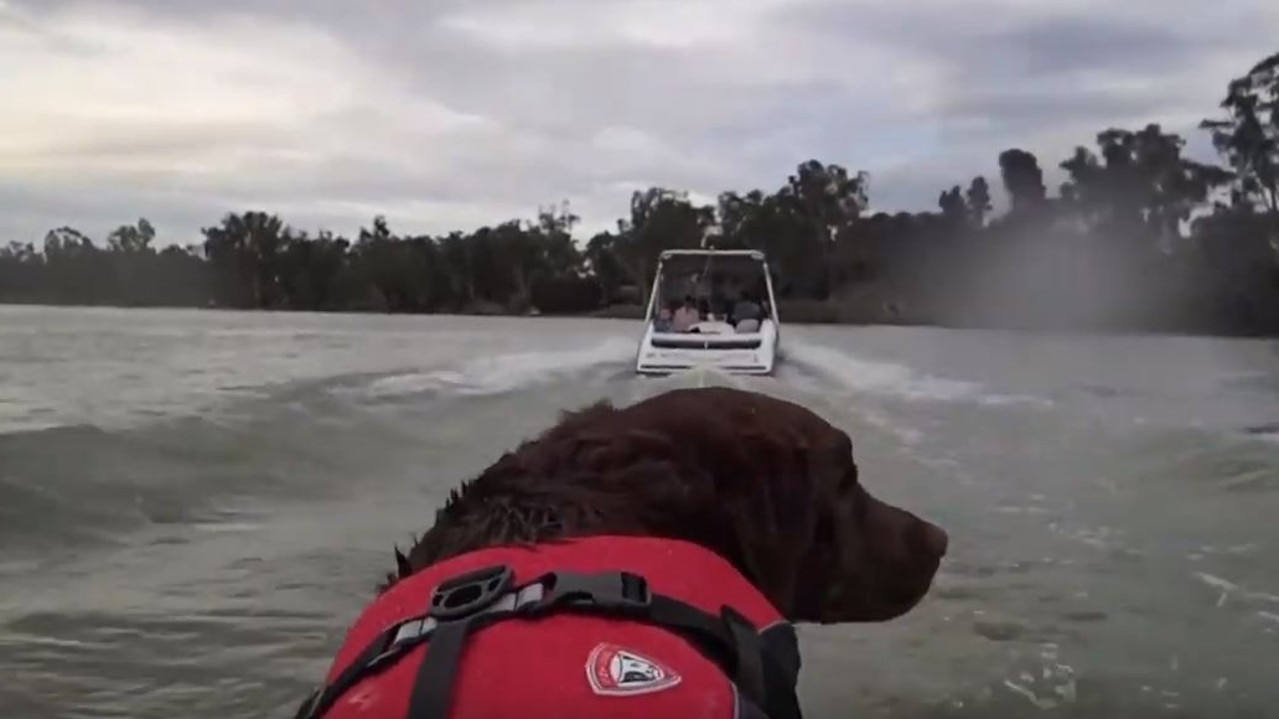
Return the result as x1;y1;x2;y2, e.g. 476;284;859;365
2;306;1278;718
913;223;1232;336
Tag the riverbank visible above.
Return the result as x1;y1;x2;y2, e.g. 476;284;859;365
587;298;911;324
589;298;1279;338
3;296;1277;338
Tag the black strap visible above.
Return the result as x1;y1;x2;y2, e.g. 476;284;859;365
722;605;767;706
299;565;524;719
295;619;418;719
759;624;803;719
406;620;471;719
300;566;800;719
406;570;745;719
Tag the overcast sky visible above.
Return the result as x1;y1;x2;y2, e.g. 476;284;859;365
1;0;1275;245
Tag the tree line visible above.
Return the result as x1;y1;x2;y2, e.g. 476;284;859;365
2;50;1277;334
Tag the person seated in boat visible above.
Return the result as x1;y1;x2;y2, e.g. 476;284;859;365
653;302;675;332
672;295;700;332
733;292;764;333
709;295;732;323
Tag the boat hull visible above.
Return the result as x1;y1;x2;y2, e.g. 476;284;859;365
634;322;778;376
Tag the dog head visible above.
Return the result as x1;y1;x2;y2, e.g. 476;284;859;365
613;387;948;623
770;398;950;624
397;386;947;624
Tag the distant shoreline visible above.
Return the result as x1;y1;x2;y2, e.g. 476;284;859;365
4;298;1276;339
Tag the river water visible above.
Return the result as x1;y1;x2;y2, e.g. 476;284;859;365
1;305;1277;718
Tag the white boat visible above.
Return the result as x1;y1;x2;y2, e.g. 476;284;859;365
634;249;781;376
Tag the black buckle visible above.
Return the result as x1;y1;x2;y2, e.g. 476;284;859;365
535;571;652;616
428;564;515;621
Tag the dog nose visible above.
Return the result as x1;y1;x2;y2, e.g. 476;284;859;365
917;523;949;557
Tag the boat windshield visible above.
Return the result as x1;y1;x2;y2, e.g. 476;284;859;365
649;253;773;333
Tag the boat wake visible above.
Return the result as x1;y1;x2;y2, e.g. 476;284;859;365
336;337;637;402
784;339;1048;407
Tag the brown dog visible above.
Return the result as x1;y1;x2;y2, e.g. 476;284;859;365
298;387;948;719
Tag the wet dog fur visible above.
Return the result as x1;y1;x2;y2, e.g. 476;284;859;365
382;386;948;625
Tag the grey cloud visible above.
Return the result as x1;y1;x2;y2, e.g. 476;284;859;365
984;17;1208;77
0;180;225;245
790;3;1268;120
936;86;1173;142
2;0;1273;242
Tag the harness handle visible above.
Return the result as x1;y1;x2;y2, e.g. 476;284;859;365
428;565;514;621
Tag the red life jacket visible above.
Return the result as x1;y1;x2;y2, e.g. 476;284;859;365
293;535;803;719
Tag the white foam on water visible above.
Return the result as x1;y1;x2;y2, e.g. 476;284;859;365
1252;430;1279;445
849;404;926;445
627;362;932;446
0;416;64;435
191;522;265;534
784;340;1045;406
623;366;757;407
357;337;636;400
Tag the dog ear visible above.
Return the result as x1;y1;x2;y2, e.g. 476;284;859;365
706;422;830;619
785;428;861;623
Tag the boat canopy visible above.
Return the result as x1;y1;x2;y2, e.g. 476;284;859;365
646;250;776;324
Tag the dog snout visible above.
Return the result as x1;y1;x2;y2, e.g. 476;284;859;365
914;521;949;559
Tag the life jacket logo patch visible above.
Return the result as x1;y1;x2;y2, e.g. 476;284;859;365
585;643;682;696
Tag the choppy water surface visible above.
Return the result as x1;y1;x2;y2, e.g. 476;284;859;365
2;305;1277;718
